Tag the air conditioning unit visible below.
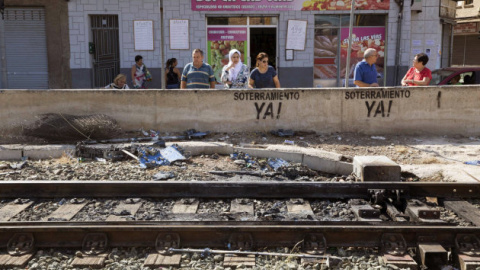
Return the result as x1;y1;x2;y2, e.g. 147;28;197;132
411;0;423;11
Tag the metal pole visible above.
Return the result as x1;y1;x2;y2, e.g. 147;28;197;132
344;0;356;87
160;0;165;89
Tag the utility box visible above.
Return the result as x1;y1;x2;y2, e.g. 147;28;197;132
353;156;401;182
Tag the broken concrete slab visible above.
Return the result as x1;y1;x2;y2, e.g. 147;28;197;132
172;142;234;156
0;145;23;160
23;145;75;160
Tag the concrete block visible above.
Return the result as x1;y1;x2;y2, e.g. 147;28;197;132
23;145;76;160
172;142;234;156
235;146;304;164
0;145;23;160
353;156;401;182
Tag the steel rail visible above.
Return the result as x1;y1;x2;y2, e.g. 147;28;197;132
0;181;478;199
0;222;479;248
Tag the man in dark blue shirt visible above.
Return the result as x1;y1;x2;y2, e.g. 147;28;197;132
353;48;380;87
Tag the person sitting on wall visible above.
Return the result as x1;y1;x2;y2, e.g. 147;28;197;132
353;48;380;87
401;53;432;86
180;49;216;89
105;74;129;89
221;49;250;89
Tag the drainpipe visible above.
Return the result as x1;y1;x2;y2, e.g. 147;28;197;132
160;0;165;89
394;0;404;86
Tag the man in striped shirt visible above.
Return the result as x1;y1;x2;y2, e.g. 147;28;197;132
180;49;216;89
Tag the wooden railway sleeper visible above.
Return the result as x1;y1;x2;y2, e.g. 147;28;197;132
7;233;34;256
82;233;108;255
381;233;407;256
155;233;180;254
456;234;480;256
303;233;327;255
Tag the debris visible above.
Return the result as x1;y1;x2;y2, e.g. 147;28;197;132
94;157;107;163
0;164;9;170
122;149;140;161
185;129;210;139
23;113;121;142
10;160;27;170
76;143;131;161
284;140;295;145
152;171;175;180
209;170;281;177
138;144;185;168
267;158;290;171
371;136;386;140
270;129;295;137
0;171;19;176
465;160;480;166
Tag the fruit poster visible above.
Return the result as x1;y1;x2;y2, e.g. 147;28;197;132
207;27;248;84
192;0;389;11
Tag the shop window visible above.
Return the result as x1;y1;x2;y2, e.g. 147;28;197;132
314;14;386;87
249;17;278;25
341;15;386;27
207;17;247;25
314;15;340;27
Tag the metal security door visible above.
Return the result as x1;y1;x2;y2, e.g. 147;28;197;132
91;15;119;87
4;8;48;89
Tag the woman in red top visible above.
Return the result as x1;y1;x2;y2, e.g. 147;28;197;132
401;53;432;86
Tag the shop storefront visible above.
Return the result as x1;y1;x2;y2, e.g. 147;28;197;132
162;0;393;88
452;22;480;66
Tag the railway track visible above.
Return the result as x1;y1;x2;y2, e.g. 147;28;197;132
1;181;480;269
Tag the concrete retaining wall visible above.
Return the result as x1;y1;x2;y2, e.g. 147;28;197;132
1;86;479;136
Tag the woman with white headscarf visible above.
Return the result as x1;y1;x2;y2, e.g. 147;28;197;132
221;49;250;89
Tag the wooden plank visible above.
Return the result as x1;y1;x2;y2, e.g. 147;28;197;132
230;200;254;214
0;201;34;221
71;253;107;269
444;200;480;226
301;257;327;265
286;201;313;215
144;254;182;267
44;202;87;221
172;200;199;214
223;254;255;267
0;253;33;268
106;202;142;221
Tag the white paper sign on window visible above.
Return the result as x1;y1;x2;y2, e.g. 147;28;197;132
134;20;154;51
286;20;307;51
170;19;189;50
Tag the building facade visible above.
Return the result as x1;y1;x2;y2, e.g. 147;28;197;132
0;0;71;89
0;0;457;89
452;0;480;65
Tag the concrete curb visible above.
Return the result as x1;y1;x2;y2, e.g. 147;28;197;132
0;142;353;175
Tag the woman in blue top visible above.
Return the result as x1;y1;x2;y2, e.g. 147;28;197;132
248;52;281;89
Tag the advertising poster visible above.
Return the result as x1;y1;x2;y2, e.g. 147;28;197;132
192;0;389;11
207;27;248;84
314;27;385;80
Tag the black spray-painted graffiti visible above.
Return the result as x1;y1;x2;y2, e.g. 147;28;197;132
345;89;411;118
234;91;300;120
